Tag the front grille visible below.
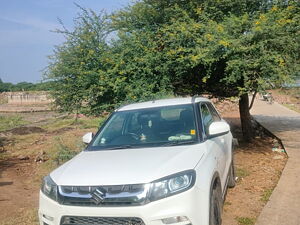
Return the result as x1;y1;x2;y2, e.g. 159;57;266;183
60;216;145;225
58;184;148;207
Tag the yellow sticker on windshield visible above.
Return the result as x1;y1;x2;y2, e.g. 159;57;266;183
190;129;196;135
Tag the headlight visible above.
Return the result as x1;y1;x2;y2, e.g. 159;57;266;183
149;170;195;202
41;175;58;201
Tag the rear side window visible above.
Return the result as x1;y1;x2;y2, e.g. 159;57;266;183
200;103;221;136
200;104;213;135
207;103;221;121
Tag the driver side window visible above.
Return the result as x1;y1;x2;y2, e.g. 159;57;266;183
93;113;126;145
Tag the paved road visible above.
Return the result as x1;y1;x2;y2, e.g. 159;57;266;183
251;99;300;225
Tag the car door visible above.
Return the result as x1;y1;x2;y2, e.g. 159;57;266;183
199;103;228;187
206;103;232;174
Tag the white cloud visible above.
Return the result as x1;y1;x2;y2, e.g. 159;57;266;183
0;16;63;46
0;29;62;46
0;16;60;31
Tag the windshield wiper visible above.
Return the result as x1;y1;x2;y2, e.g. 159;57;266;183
162;140;196;146
105;145;135;150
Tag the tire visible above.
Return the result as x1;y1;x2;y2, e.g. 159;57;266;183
227;159;236;188
209;182;223;225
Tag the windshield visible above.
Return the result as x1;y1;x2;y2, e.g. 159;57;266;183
89;104;198;150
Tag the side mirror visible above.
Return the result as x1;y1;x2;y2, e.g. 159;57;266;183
82;132;94;144
208;121;230;137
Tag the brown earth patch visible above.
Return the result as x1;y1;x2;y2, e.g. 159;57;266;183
220;105;287;225
0;159;39;221
270;88;300;113
8;126;46;135
222;138;287;225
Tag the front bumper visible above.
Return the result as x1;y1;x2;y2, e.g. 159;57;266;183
39;186;209;225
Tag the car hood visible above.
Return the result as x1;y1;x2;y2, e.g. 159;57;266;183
51;144;206;186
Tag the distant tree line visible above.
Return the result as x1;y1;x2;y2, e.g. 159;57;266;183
0;78;54;92
46;0;300;141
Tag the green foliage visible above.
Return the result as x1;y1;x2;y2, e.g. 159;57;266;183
112;0;299;97
236;217;256;225
0;78;54;92
46;1;300;118
31;81;55;91
0;78;14;92
261;188;274;203
46;5;115;115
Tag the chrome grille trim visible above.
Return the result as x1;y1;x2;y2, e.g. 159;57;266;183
58;184;150;207
60;216;145;225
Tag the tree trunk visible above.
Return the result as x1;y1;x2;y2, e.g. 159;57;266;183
239;93;253;142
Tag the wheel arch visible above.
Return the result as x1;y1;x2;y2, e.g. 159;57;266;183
210;171;222;193
209;171;223;225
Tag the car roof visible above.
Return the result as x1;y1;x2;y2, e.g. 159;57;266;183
117;97;210;111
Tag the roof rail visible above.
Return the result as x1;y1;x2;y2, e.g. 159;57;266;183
192;95;202;103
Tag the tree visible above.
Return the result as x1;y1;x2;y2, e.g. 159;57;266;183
0;79;54;92
31;81;55;91
45;5;113;115
0;78;13;92
46;4;173;115
46;1;299;141
13;82;35;91
110;0;300;141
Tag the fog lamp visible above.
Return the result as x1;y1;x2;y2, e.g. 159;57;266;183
162;216;189;224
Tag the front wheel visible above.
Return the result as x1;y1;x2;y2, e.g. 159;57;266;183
209;183;223;225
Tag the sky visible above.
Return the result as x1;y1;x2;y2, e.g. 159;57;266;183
0;0;130;84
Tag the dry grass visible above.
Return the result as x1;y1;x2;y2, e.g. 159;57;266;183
223;139;287;225
0;114;28;132
0;208;38;225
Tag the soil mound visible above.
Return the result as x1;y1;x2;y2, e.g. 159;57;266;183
9;126;45;135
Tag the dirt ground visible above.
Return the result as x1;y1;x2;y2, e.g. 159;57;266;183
270;88;300;113
0;111;99;225
0;159;39;222
221;109;287;225
0;103;287;225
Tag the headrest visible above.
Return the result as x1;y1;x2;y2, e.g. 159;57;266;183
180;109;193;121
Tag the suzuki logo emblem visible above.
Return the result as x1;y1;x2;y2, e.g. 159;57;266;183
91;188;106;205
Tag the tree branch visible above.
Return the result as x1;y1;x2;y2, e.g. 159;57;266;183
249;91;257;110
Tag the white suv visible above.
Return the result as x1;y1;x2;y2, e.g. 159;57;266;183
39;97;235;225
